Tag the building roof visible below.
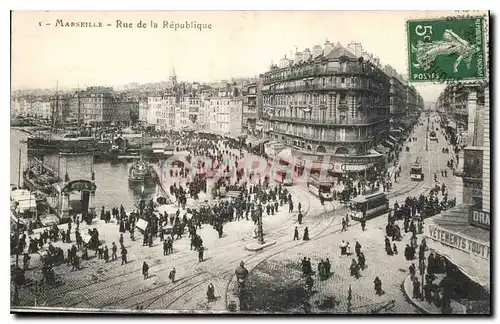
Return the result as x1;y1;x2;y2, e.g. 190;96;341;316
324;44;358;60
428;204;490;244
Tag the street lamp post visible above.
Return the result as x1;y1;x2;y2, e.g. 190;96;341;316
235;261;249;311
420;259;426;301
257;209;265;244
426;115;429;151
347;284;352;313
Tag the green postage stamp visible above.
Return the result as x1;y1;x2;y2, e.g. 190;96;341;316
407;16;486;83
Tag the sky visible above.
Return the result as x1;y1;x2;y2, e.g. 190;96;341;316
12;10;463;102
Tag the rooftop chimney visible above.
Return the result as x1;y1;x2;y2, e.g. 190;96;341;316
354;43;363;58
303;48;312;60
312;45;323;58
347;42;357;56
280;56;290;68
294;51;303;64
323;39;333;55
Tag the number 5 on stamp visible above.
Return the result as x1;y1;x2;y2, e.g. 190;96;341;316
407;16;486;83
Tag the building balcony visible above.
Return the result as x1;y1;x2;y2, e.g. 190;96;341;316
262;66;366;85
243;108;257;115
263;115;387;127
273;129;374;144
243;112;257;118
262;83;372;95
244;103;256;110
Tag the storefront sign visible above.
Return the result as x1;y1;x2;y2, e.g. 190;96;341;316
463;181;482;190
427;224;490;260
341;164;367;171
469;209;490;230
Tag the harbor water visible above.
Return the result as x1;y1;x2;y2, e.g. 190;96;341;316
11;129;156;211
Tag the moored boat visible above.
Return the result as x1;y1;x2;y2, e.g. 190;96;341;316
22;157;61;194
128;160;156;186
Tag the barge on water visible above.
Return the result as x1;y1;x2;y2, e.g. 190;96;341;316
128;160;157;186
27;133;112;154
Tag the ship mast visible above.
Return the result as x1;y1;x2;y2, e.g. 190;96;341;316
91;147;95;181
141;129;144;162
51;80;59;138
17;144;22;187
77;82;81;125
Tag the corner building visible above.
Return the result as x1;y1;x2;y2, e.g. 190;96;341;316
260;41;390;174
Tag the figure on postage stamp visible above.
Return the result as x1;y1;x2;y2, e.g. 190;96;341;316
412;29;481;73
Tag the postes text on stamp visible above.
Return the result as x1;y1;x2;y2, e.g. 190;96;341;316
407;16;485;83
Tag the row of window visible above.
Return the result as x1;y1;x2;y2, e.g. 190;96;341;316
263;93;382;106
270;76;377;91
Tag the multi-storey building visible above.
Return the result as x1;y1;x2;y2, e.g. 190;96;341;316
242;82;258;135
112;99;139;123
50;86;139;124
406;84;419;115
260;40;391;174
147;93;177;130
197;97;211;131
31;97;51;118
229;98;243;134
180;95;201;129
138;97;149;123
383;65;407;117
206;94;243;134
12;97;30;116
437;82;486;146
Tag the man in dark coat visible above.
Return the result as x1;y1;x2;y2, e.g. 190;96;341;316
404;244;412;261
360;218;366;231
355;240;362;257
103;246;109;263
142;261;149;280
303;227;309;241
121;247;128;265
293;227;299;241
198;245;204;262
163;240;168;256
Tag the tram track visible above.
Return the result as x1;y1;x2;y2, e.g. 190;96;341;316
41;183;321;308
160;184;319;311
33;175;425;310
223;176;429;311
161;128;433;312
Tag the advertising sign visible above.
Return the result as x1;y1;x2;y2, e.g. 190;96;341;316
469;208;490;230
426;224;490;260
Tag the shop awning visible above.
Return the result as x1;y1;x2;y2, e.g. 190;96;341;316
381;140;394;148
424;204;490;290
375;145;390;154
247;137;269;147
